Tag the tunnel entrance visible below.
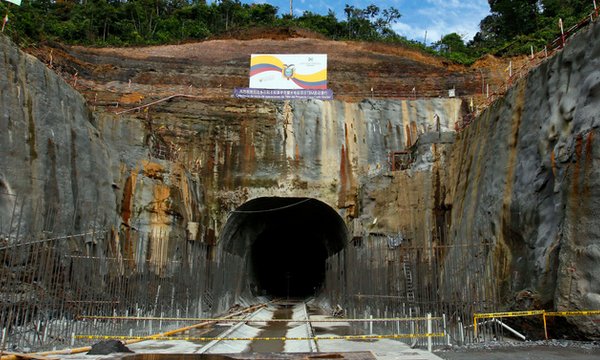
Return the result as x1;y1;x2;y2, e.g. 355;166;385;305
219;198;348;299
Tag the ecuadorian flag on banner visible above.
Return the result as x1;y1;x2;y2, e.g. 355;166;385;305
249;54;327;90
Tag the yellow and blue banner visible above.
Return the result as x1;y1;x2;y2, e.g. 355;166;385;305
249;54;327;90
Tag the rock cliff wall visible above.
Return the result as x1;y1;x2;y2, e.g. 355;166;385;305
1;31;462;279
341;20;600;338
92;96;461;261
0;34;116;241
444;21;600;336
2;17;599;339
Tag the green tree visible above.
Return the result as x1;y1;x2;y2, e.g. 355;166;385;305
434;33;476;64
471;0;594;55
2;1;408;47
343;4;401;40
296;10;344;38
248;3;277;25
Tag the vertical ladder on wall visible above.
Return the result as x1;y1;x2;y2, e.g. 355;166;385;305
403;254;415;303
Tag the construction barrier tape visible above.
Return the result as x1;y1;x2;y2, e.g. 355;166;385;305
545;310;600;317
474;310;545;319
75;333;446;341
475;310;600;319
473;309;599;340
76;315;442;322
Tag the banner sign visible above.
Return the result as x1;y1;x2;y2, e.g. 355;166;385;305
249;54;327;90
234;88;333;100
4;0;22;5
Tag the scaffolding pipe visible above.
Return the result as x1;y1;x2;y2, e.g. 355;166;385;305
492;319;526;341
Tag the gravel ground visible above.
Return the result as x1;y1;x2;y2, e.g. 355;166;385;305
435;340;600;360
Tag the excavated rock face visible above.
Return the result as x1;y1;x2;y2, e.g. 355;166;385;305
31;36;469;262
1;19;599;338
331;22;600;339
0;35;116;241
1;32;465;274
398;22;599;337
91;97;462;257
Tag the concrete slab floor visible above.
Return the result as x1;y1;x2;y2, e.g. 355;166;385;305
310;314;441;360
58;305;442;360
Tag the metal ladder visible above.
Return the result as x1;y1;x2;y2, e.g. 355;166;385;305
403;254;415;303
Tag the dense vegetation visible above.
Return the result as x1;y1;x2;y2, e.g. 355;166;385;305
0;0;405;45
470;0;596;55
436;0;597;63
0;0;596;64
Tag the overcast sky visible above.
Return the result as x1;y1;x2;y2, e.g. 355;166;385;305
208;0;491;44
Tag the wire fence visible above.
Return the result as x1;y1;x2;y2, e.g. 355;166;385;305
324;233;499;348
0;194;246;352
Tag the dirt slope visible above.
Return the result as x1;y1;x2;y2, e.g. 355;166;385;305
26;30;490;105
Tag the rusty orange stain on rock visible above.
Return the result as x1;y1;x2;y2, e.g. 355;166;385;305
410;121;418;145
118;92;144;104
151;184;171;221
203;144;216;182
550;149;556;178
585;131;593;155
120;170;137;259
149;184;171;268
338;144;348;208
142;160;165;179
222;142;233;188
497;81;526;290
239;120;257;177
582;130;594;196
338;121;356;209
572;134;583;196
173;165;196;223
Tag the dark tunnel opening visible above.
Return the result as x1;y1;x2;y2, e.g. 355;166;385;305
219;197;348;299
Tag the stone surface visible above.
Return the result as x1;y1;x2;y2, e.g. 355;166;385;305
0;34;116;240
1;18;600;340
442;22;600;337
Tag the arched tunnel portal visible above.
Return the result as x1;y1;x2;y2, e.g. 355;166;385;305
219;197;348;299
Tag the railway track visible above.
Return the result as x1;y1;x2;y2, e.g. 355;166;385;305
199;300;317;354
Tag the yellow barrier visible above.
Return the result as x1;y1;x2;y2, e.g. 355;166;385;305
474;310;546;339
474;309;600;340
77;315;441;322
75;333;446;341
474;310;545;319
545;310;600;317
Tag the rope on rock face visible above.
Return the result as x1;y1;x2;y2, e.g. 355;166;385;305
115;94;204;115
230;198;312;214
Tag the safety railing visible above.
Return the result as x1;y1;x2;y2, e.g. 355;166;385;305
473;309;600;341
71;313;446;353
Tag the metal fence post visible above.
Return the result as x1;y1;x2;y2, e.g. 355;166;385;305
427;313;432;352
458;317;464;346
443;313;450;346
